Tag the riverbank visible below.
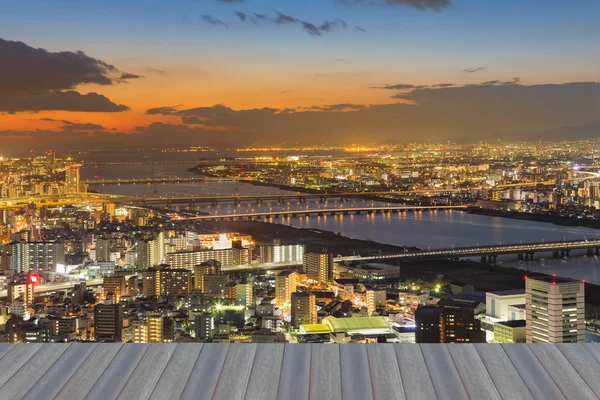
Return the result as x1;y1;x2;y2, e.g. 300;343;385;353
196;219;600;313
467;207;600;229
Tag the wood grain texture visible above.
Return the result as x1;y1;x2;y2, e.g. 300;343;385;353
245;343;285;400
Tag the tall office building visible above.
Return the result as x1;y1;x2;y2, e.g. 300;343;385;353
275;271;298;307
303;252;333;283
64;166;80;194
95;238;111;262
526;276;585;343
94;302;123;342
290;292;317;328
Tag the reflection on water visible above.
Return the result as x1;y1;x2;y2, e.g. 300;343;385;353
96;166;600;284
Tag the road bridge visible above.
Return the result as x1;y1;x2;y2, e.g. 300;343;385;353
336;238;600;263
176;205;467;221
82;177;239;185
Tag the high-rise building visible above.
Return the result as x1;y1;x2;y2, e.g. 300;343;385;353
65;166;80;194
132;320;148;343
275;271;298;307
136;232;165;269
148;313;164;343
290;292;317;328
103;276;126;300
303;252;333;283
95;238;111;262
142;267;161;297
415;305;441;343
526;276;585;343
10;241;65;273
94;302;123;342
7;282;34;306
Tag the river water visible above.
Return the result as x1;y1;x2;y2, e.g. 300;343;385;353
83;159;600;284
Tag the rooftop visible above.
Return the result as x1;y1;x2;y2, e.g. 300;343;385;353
0;343;598;399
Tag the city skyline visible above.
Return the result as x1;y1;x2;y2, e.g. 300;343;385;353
2;0;600;152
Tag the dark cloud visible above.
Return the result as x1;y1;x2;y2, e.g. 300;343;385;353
181;116;204;124
354;26;367;33
0;91;128;113
201;15;228;28
145;106;180;115
340;0;451;11
431;83;454;88
463;67;487;73
0;38;133;112
139;82;600;146
63;122;106;131
235;11;347;37
371;83;428;90
275;12;297;24
119;72;143;80
479;77;520;86
145;68;167;76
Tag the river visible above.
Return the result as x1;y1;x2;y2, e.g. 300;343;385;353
83;157;600;284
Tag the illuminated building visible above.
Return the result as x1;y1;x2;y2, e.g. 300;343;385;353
196;274;228;296
526;276;585;343
275;271;298;307
9;241;65;273
136;232;165;269
95;237;111;262
166;247;249;268
64;166;80;194
259;244;305;264
494;320;526;343
486;290;526;320
303;252;333;283
103;276;126;301
7;282;34;306
194;260;221;284
196;313;214;341
366;288;386;316
415;300;486;343
133;313;164;343
94;302;123;342
291;292;317;328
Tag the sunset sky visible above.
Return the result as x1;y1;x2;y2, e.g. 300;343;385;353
2;0;600;152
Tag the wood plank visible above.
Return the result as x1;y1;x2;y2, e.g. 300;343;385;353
446;344;501;400
473;344;533;400
180;343;230;400
393;344;437;400
502;344;565;400
0;344;70;400
420;344;468;400
245;343;285;400
149;344;204;400
117;344;177;400
366;344;405;400
54;343;123;400
309;344;342;400
85;344;150;400
0;344;43;388
340;345;374;400
583;343;600;363
22;343;97;400
212;344;257;400
0;344;16;361
528;344;596;400
277;344;311;400
556;344;600;397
